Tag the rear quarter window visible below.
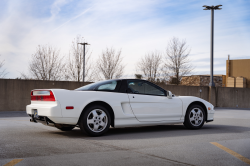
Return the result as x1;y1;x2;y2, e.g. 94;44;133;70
96;81;117;91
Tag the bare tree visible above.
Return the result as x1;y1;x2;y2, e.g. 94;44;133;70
134;74;143;79
21;45;64;80
136;51;165;83
0;55;8;78
65;35;95;82
97;48;125;80
164;37;194;85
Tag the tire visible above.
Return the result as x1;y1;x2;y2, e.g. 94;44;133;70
55;125;75;131
183;104;206;129
79;105;111;136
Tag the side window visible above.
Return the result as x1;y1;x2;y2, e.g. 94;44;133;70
127;80;165;96
144;83;165;96
96;81;117;91
128;81;145;94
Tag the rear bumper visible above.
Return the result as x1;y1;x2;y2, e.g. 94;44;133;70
26;101;62;117
26;102;78;125
26;101;62;124
28;114;76;128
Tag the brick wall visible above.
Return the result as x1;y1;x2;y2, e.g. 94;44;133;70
181;75;223;87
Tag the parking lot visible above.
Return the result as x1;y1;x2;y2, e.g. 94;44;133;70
0;108;250;166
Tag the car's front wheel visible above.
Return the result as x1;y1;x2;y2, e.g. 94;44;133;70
79;105;111;136
184;105;205;129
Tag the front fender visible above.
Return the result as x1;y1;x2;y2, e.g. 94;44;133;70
178;96;214;121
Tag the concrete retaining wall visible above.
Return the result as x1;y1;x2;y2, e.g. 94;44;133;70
158;84;250;108
216;87;250;108
0;79;91;111
0;79;249;111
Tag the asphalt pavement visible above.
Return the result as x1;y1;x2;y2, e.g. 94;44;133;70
0;108;250;166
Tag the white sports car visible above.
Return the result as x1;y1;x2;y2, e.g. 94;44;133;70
27;79;214;136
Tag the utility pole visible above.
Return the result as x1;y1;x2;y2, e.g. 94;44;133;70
78;42;90;82
203;5;222;87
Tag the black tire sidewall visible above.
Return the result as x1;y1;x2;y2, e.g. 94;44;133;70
184;105;206;129
80;105;111;136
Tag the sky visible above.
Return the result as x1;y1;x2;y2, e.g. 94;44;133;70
0;0;250;79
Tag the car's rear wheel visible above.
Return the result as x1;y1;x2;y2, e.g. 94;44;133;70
79;105;111;136
184;105;205;129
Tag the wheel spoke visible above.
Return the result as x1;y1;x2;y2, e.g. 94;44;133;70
99;112;106;120
191;110;196;115
197;109;202;115
92;110;98;117
195;120;199;125
87;118;94;124
198;116;203;121
93;124;99;131
190;116;195;121
99;121;106;127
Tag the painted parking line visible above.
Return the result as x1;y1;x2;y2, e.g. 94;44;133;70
210;142;250;165
3;159;23;166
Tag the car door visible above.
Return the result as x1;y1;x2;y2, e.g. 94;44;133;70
127;80;182;122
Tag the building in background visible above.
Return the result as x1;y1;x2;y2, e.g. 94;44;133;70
181;75;226;87
226;57;250;88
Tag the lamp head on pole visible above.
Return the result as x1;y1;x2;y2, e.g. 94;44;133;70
202;5;222;10
78;43;90;45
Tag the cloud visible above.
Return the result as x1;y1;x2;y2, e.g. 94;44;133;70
0;0;250;79
50;6;92;33
49;0;72;21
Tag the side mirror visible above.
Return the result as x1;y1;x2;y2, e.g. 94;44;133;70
167;91;172;99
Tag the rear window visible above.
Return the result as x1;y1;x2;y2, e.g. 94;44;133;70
75;82;99;91
75;80;118;91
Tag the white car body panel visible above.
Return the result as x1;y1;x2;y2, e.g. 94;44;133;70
26;83;215;128
178;96;215;121
128;94;183;121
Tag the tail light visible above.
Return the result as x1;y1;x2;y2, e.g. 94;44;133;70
31;90;56;101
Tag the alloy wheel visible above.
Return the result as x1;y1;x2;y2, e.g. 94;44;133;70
189;108;204;126
87;109;108;133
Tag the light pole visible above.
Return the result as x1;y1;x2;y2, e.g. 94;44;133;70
78;42;90;82
203;5;222;87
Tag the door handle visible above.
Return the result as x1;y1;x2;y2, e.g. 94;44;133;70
133;96;134;98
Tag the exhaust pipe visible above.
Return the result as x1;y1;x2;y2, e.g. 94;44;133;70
44;117;55;127
29;116;55;127
30;118;37;123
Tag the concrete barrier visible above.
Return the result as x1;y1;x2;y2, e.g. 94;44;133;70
157;84;250;108
216;87;250;108
0;79;249;111
0;79;91;111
